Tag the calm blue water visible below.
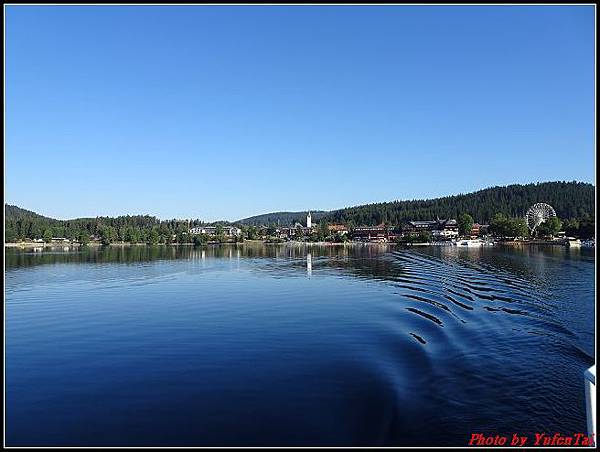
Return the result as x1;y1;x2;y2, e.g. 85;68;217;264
5;244;595;446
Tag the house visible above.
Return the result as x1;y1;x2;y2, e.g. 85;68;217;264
268;227;296;239
51;237;70;243
328;224;349;235
470;223;489;237
432;226;458;240
287;213;315;237
403;220;438;232
189;226;242;237
403;219;459;240
264;213;318;240
352;224;399;242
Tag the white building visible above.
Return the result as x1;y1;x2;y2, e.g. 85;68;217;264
306;212;312;228
404;219;459;241
432;228;459;240
189;226;241;237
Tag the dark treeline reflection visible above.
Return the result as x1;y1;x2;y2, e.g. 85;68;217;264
5;243;396;270
5;244;593;278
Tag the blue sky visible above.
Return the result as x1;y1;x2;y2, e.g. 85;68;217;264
5;5;595;221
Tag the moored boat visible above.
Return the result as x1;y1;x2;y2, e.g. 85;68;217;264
455;239;485;247
581;239;595;248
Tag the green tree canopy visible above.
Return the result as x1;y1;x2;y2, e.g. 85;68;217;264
489;214;528;239
535;217;561;238
78;231;90;245
148;228;160;245
457;213;474;236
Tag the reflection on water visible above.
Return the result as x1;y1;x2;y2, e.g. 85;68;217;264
5;244;595;446
5;242;394;267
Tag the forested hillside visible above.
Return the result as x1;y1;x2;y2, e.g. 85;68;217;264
324;181;594;225
4;206;206;244
237;211;327;226
5;205;54;222
5;181;595;242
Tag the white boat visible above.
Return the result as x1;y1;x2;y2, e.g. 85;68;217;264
581;239;595;248
565;237;582;247
455;239;485;247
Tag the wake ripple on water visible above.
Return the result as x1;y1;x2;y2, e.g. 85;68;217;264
387;250;576;348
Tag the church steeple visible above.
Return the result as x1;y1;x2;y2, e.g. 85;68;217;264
306;211;312;228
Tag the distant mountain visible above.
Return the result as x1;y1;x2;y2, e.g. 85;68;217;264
323;181;595;225
237;211;328;226
5;181;595;243
5;204;56;222
235;181;595;227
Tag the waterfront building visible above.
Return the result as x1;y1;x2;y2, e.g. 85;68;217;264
403;218;459;240
51;237;70;243
352;224;399;242
470;223;489;237
328;224;349;235
273;227;293;239
283;213;315;237
432;228;459;240
189;226;242;237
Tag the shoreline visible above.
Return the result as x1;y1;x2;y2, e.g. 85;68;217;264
4;240;396;248
4;239;590;249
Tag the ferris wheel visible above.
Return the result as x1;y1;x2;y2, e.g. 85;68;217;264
525;203;556;233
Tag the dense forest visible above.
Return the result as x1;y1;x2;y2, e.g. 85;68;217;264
237;210;327;226
4;181;596;243
4;206;211;244
323;181;594;226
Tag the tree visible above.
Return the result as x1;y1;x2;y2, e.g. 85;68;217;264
510;218;529;239
488;214;508;238
124;227;140;243
78;231;90;245
247;226;258;240
578;217;595;239
563;218;580;237
43;229;53;243
457;213;474;237
193;234;208;246
148;228;160;245
215;224;225;243
318;221;329;241
489;214;528;239
5;227;17;242
99;226;116;245
535;216;561;238
29;224;41;240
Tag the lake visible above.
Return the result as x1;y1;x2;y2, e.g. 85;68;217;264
5;243;595;446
